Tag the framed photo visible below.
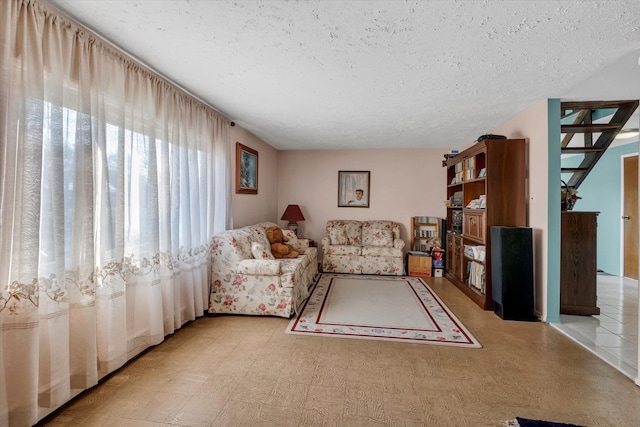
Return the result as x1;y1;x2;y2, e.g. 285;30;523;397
338;171;370;208
478;168;486;178
236;142;258;194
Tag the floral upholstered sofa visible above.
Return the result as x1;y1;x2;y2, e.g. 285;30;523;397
321;220;405;275
209;222;318;318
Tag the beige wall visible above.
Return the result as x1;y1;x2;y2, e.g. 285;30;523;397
230;126;280;228
277;148;449;253
491;99;551;320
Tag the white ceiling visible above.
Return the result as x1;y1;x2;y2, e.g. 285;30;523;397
49;0;640;150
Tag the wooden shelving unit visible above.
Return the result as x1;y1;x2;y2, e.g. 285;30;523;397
443;138;527;310
408;216;444;277
410;216;442;252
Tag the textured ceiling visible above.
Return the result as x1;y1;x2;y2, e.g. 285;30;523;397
49;0;640;150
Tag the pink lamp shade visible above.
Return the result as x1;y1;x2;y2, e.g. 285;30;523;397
280;204;305;236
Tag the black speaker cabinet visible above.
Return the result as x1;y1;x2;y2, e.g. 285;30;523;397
490;226;535;321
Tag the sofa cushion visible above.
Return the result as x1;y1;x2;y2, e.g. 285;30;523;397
327;221;362;244
244;224;272;248
251;242;274;260
282;229;299;245
210;228;256;268
343;221;363;245
282;230;310;250
369;229;393;247
362;220;399;246
329;227;349;245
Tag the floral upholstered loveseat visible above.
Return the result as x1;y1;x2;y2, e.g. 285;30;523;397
321;220;405;275
209;222;318;318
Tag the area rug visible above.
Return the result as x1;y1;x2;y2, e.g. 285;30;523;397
503;418;585;427
286;274;481;347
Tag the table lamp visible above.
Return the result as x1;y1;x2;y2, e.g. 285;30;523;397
280;204;305;236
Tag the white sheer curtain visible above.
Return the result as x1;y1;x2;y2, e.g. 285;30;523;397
0;1;231;425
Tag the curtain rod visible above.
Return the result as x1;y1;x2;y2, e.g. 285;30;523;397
41;0;233;122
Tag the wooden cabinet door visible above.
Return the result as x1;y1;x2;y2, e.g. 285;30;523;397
446;233;463;280
560;212;599;315
463;211;486;242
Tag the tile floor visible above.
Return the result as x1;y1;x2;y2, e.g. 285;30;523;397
552;273;639;381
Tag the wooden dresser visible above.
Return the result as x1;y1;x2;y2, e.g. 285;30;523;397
560;211;600;315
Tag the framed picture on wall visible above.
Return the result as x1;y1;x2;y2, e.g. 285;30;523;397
236;142;258;194
338;171;370;208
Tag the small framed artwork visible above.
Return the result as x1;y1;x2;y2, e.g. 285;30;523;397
236;142;258;194
338;171;370;208
478;168;486;178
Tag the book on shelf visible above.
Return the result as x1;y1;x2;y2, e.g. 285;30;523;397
464;245;486;262
464;157;475;169
414;229;438;237
464;168;475;181
414;216;440;224
466;195;486;209
466;260;485;294
452;191;463;206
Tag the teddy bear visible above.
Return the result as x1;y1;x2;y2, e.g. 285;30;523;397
265;225;304;259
